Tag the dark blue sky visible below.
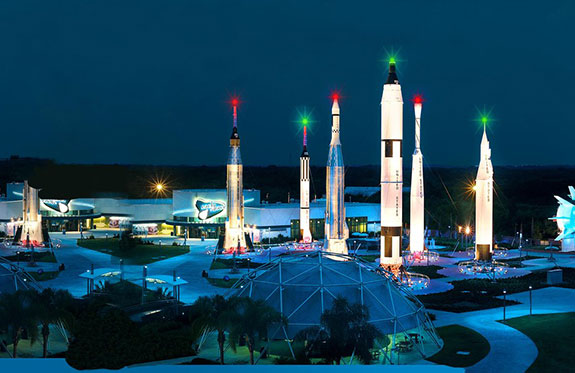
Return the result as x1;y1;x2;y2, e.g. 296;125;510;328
0;1;573;166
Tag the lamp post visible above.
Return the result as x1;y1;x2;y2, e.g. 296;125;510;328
503;290;507;321
247;258;251;273
529;285;533;316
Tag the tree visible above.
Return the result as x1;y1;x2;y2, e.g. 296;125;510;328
296;297;382;365
0;290;40;358
229;298;284;365
35;288;75;358
191;295;238;364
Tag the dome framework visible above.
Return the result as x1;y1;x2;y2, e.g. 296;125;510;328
231;250;442;364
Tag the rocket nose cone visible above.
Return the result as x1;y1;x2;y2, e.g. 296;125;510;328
331;99;340;114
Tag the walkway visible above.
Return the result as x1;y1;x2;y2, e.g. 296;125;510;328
432;287;575;372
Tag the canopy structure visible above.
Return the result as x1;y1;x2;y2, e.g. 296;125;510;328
231;250;442;364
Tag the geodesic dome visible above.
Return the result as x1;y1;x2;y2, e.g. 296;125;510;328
231;251;442;361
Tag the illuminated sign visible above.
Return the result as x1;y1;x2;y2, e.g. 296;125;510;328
195;199;225;220
42;199;70;213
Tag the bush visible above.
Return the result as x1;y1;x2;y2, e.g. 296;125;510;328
66;309;198;370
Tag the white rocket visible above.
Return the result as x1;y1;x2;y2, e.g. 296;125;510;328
300;126;312;243
409;96;425;256
21;180;44;246
223;99;247;253
475;124;494;261
380;61;404;270
325;95;348;255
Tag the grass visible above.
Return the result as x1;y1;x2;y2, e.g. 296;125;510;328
3;251;57;263
206;277;240;288
209;258;264;271
408;265;446;279
77;238;189;265
501;313;575;372
29;271;60;282
419;267;575;313
426;325;490;367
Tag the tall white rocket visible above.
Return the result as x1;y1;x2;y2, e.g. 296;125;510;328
475;123;493;261
409;96;425;255
21;180;44;246
325;95;348;254
300;126;312;243
223;99;247;253
380;61;404;270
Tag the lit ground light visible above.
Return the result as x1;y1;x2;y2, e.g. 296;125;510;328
501;312;575;372
426;324;490;367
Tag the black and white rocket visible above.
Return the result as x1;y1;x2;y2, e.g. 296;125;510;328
380;61;404;270
223;99;247;253
325;95;348;254
300;126;312;243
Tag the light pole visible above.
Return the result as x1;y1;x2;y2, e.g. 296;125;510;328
503;290;507;321
529;285;533;316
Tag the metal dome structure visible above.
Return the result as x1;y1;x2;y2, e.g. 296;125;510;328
231;250;442;364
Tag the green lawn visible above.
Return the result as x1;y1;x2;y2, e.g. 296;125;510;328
426;325;490;367
408;265;446;279
501;313;575;372
3;251;57;263
206;277;240;288
77;238;189;265
29;270;60;281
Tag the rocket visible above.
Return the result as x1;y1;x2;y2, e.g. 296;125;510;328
409;95;425;256
300;126;312;243
475;123;494;261
325;94;349;255
380;61;404;270
223;98;247;253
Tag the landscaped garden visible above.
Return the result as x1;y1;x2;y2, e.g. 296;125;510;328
501;312;575;372
426;324;490;367
77;236;189;265
418;267;575;313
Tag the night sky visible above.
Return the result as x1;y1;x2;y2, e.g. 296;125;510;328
1;1;573;167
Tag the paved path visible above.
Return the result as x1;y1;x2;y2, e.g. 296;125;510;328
35;233;226;303
432;287;575;372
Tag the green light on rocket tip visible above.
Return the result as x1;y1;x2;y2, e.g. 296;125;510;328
481;115;488;125
301;117;309;125
389;57;396;65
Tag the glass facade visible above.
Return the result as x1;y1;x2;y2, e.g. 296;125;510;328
291;217;367;239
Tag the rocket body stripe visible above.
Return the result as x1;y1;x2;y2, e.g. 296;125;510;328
410;102;425;254
380;63;403;268
325;99;348;255
475;129;493;260
223;104;247;252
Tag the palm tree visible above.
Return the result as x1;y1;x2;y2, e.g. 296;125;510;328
35;289;75;358
0;290;40;358
229;298;284;365
191;295;238;364
296;297;382;364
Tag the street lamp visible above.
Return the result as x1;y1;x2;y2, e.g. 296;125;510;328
503;290;507;321
529;285;533;316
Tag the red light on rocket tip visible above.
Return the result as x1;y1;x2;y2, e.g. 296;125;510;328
330;91;341;101
231;97;239;107
413;94;424;104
